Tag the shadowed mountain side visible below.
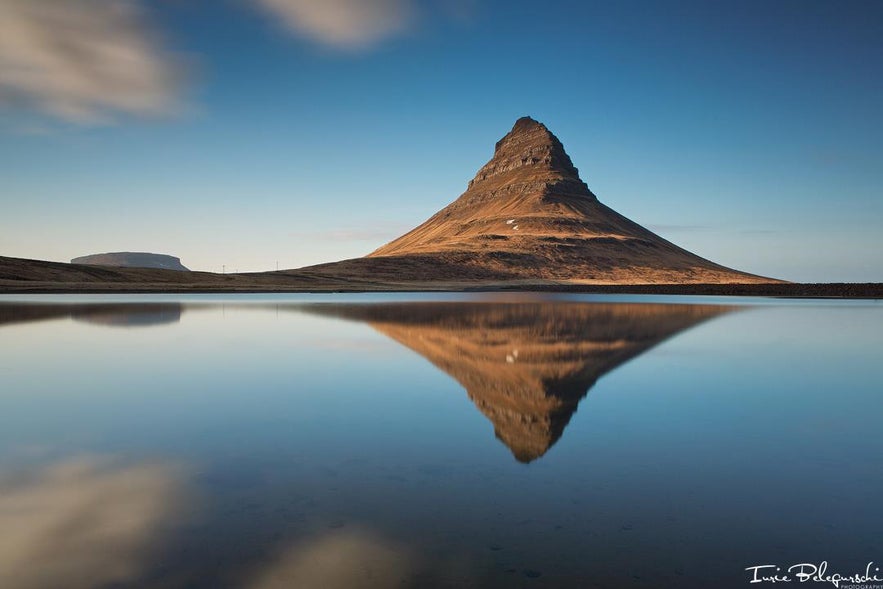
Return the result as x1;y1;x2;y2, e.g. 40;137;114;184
295;251;744;285
300;302;735;462
0;303;183;328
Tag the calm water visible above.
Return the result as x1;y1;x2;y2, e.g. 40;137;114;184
0;294;881;589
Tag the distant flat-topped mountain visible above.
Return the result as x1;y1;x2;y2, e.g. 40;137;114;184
72;252;189;271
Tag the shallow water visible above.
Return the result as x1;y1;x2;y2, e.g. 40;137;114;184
1;294;881;588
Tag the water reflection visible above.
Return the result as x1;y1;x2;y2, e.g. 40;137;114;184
302;302;734;462
0;303;182;328
1;298;880;588
0;457;193;589
248;529;413;589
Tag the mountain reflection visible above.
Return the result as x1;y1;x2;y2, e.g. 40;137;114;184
302;302;734;462
0;303;183;328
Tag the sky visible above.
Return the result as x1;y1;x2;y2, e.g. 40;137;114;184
0;0;881;282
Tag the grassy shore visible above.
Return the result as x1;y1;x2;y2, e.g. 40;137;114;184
1;255;880;298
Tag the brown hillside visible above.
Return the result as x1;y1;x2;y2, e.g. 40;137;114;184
355;116;777;284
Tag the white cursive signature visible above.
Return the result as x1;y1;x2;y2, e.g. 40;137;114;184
745;562;883;587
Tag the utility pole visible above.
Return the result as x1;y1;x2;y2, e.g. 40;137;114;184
222;264;225;274
276;260;279;271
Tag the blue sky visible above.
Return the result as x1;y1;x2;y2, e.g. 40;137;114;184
1;0;880;281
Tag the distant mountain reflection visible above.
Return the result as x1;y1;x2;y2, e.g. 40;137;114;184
0;303;182;328
303;302;734;462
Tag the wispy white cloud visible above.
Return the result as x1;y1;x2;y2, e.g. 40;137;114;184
321;227;411;241
739;228;780;235
0;0;186;124
292;222;413;242
647;224;711;233
255;0;414;48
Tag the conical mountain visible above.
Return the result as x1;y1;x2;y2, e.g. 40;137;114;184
361;117;776;284
299;301;735;462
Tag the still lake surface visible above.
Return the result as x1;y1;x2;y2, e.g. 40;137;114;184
0;293;881;589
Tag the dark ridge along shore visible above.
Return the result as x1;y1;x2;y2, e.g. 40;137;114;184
1;255;880;298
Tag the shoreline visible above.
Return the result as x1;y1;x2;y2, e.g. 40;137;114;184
2;255;880;299
2;282;881;299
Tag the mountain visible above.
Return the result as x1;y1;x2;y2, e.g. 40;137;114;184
71;252;189;271
349;116;773;283
300;301;734;462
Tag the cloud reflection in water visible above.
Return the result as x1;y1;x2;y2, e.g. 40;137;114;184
0;456;192;589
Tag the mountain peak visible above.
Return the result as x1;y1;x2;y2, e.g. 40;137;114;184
469;116;583;189
510;115;545;133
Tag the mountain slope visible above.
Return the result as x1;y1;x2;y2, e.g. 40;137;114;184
357;116;778;284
